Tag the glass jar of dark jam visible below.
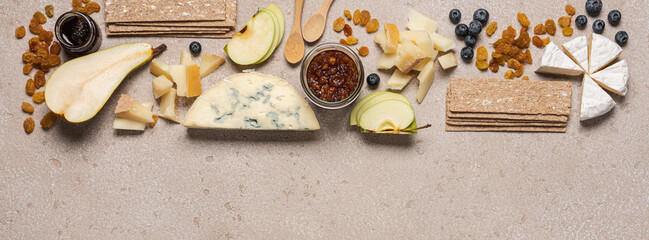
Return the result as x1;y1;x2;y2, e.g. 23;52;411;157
54;11;102;56
301;43;364;109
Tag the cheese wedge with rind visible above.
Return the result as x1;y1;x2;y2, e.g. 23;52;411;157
114;94;154;123
437;52;458;70
113;103;153;131
384;24;400;54
152;75;173;99
416;59;435;103
159;88;180;123
182;72;320;130
536;42;583;76
562;36;589;72
581;75;615;121
590;60;629;96
169;65;188;96
589;33;623;74
387;69;416;91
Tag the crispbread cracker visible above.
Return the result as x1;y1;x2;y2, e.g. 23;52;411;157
447;117;565;123
108;25;231;33
446;120;566;127
110;0;237;28
445;125;567;133
106;31;236;38
448;78;572;116
105;0;226;23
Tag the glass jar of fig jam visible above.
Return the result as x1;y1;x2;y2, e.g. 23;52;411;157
54;11;102;56
301;43;364;109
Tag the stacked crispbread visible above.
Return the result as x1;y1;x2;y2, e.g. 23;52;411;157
104;0;237;38
446;78;572;132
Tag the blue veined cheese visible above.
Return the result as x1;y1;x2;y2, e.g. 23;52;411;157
182;72;320;130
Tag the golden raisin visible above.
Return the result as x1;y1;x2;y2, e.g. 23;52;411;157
476;60;489;70
33;56;44;65
82;0;90;3
339;39;348;45
45;5;54;17
26;79;35;96
50;41;61;55
345;36;358;45
533;24;546;35
22;52;36;63
504;70;515;79
40;112;58;129
29;22;43;35
524;49;533;63
558;16;572;28
532;36;544;48
24;118;35;133
333;17;345;32
22;102;34;114
514;31;530;48
489;59;499;72
476;46;488;61
565;4;576;15
359;10;371;25
545;20;556;35
15;26;26;39
36;48;48;58
562;27;573;36
47;55;61;66
521;76;530;80
343;24;353;37
149;115;158;127
40;64;51;73
23;63;33;75
366;19;379;33
72;0;83;8
515;64;524;77
34;11;47;24
541;37;551;46
85;2;101;14
486;22;497;36
357;46;369;56
352;9;361;25
344;10;352;20
33;91;45;103
517;13;530;27
34;70;46;89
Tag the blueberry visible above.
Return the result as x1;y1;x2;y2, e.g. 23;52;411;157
366;73;380;88
449;9;461;24
460;47;474;61
464;35;477;47
608;10;621;26
473;9;489;23
615;31;628;45
468;20;483;36
455;24;469;38
575;15;588;28
593;19;605;34
585;0;603;17
189;41;202;55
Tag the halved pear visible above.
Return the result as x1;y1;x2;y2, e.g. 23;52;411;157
45;43;165;123
358;100;415;132
224;10;276;65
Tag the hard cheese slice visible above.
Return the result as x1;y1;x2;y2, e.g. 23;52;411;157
536;42;583;76
182;72;320;130
562;36;589;72
580;75;615;121
589;33;623;74
590;60;629;96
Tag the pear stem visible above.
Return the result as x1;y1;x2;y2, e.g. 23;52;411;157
152;44;167;57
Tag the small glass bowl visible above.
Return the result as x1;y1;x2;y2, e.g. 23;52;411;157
301;43;364;109
55;11;102;56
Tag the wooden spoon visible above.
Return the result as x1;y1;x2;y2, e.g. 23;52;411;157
302;0;335;43
284;0;305;64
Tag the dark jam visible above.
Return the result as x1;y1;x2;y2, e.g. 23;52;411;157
55;11;101;55
61;17;90;46
306;50;359;102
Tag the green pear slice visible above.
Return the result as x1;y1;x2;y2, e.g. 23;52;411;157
225;10;276;65
255;9;281;64
45;43;159;123
355;92;411;125
358;100;415;132
350;91;387;125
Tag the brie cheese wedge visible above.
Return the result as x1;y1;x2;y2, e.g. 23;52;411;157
590;60;629;96
580;75;615;121
562;36;589;72
589;33;623;74
536;42;583;76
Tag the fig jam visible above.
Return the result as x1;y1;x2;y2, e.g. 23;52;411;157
306;50;359;102
55;11;101;55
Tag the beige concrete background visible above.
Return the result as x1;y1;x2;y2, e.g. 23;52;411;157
1;0;649;238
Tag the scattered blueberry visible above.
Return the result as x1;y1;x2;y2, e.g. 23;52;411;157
455;24;469;38
608;10;621;26
593;19;605;34
468;20;483;36
366;73;380;88
615;31;628;45
473;9;489;23
449;9;461;24
575;15;588;28
189;41;202;55
585;0;603;17
460;47;474;61
464;35;477;47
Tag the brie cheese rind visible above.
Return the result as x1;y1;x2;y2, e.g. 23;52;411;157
182;72;320;130
562;36;589;72
536;42;584;76
589;33;623;74
590;60;629;96
580;75;615;121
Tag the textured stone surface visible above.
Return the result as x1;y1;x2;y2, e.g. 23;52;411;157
1;0;649;238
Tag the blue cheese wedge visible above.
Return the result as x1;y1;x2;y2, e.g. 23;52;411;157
182;72;320;130
589;33;623;74
536;42;583;76
590;60;629;96
562;36;589;72
580;75;615;121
